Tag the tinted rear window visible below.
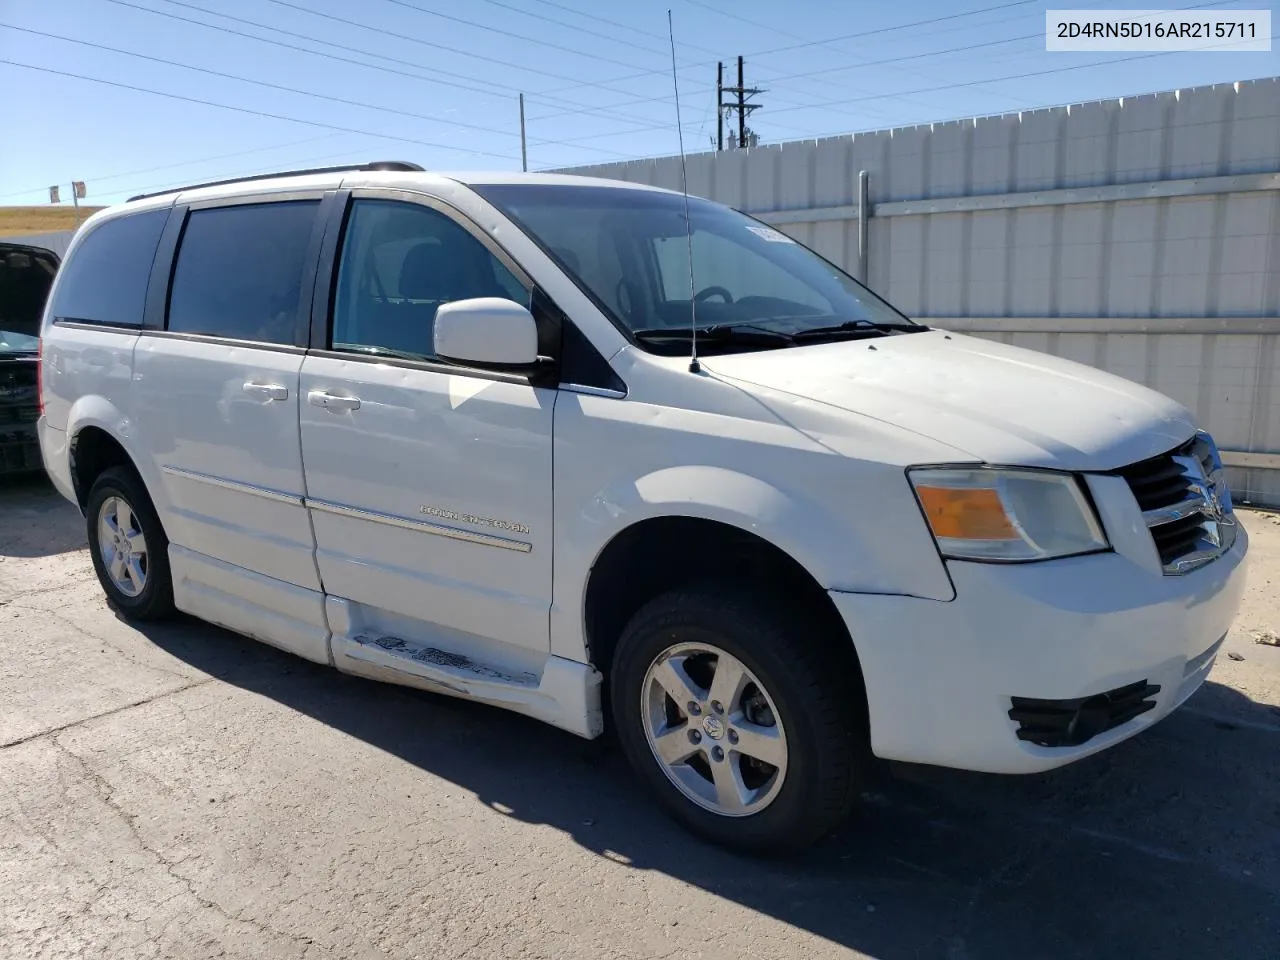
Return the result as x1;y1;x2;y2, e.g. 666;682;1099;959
48;209;168;327
168;201;319;345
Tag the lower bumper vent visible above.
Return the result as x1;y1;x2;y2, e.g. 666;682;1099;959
1009;679;1160;747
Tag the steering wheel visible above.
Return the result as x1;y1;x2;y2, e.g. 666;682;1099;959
694;285;734;304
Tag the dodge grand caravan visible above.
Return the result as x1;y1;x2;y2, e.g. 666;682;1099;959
38;162;1248;852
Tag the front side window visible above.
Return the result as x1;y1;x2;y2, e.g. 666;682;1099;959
475;184;918;354
168;200;320;345
331;199;528;361
47;208;168;330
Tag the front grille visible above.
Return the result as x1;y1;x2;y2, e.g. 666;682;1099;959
1009;679;1161;747
1118;432;1237;575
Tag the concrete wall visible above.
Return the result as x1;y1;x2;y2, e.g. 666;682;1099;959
558;77;1280;505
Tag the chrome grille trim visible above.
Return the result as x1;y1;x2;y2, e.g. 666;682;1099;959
1119;431;1238;576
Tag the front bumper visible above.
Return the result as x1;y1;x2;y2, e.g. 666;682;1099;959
831;526;1248;773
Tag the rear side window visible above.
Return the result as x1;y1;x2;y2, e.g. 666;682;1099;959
48;209;168;327
168;201;319;345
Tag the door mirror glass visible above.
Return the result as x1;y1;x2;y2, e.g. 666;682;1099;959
434;297;538;368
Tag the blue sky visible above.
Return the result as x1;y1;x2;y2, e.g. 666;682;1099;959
1;0;1276;205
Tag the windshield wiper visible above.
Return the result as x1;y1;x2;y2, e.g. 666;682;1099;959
632;324;795;346
791;318;923;341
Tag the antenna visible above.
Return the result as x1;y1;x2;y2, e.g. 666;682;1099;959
667;9;700;374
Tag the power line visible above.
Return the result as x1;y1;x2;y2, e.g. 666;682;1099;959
468;0;681;61
0;23;636;160
0;133;347;200
203;0;669;109
747;0;1042;58
106;0;829;147
104;0;674;134
760;33;1279;122
528;0;1243;126
0;58;531;165
252;0;719;129
527;30;1038;123
759;0;1243;87
517;10;1272;153
527;0;1040;99
100;0;517;105
373;0;666;73
524;0;720;54
683;0;1036;110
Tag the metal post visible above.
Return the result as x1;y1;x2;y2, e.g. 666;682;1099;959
716;62;724;151
71;184;81;228
518;93;528;173
857;169;870;284
737;56;746;149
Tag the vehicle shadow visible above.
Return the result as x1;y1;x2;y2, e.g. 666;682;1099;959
0;472;84;558
135;614;1280;960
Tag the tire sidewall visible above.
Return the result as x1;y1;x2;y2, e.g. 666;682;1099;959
86;467;173;619
611;588;859;852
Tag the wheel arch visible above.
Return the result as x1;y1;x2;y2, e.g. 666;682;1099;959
581;514;866;715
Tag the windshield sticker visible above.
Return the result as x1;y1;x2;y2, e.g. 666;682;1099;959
745;224;795;243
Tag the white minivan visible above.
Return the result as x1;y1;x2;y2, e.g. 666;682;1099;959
39;162;1247;853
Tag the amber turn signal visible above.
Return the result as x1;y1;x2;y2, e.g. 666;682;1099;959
914;484;1020;541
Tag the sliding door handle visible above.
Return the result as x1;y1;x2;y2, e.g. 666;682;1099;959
243;381;289;401
307;390;361;412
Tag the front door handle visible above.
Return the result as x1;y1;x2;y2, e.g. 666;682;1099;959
243;381;289;401
308;390;361;412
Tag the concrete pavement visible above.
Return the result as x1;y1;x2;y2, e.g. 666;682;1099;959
2;474;1278;959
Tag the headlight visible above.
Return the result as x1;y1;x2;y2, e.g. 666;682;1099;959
909;468;1108;561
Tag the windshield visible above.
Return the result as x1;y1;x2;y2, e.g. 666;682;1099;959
474;184;918;354
0;245;58;354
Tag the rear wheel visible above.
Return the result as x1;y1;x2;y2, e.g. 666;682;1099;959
611;584;865;854
86;466;174;621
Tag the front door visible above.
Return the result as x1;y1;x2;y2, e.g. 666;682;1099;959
299;193;555;655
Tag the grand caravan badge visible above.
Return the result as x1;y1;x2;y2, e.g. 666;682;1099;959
420;505;531;536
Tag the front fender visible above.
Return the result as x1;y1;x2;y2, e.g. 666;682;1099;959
549;460;954;662
580;464;841;585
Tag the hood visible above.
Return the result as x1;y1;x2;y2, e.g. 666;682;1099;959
702;330;1196;471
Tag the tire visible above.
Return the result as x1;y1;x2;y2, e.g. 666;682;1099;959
610;583;866;855
85;465;175;621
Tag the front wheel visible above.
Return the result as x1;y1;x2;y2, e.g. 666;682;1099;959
85;466;175;621
611;585;866;854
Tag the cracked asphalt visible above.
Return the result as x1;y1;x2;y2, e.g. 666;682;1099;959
2;474;1279;960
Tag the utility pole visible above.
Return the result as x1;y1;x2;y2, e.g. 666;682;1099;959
518;93;528;173
717;56;764;150
716;62;724;151
736;55;746;149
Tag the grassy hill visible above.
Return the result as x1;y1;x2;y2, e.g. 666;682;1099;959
0;206;107;238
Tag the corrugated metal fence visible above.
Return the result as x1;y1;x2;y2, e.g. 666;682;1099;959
560;77;1280;506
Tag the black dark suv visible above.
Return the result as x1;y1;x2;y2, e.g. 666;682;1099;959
0;241;58;475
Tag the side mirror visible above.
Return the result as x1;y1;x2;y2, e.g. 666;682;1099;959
433;297;539;368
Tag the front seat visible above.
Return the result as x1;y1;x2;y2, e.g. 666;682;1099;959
393;239;505;356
